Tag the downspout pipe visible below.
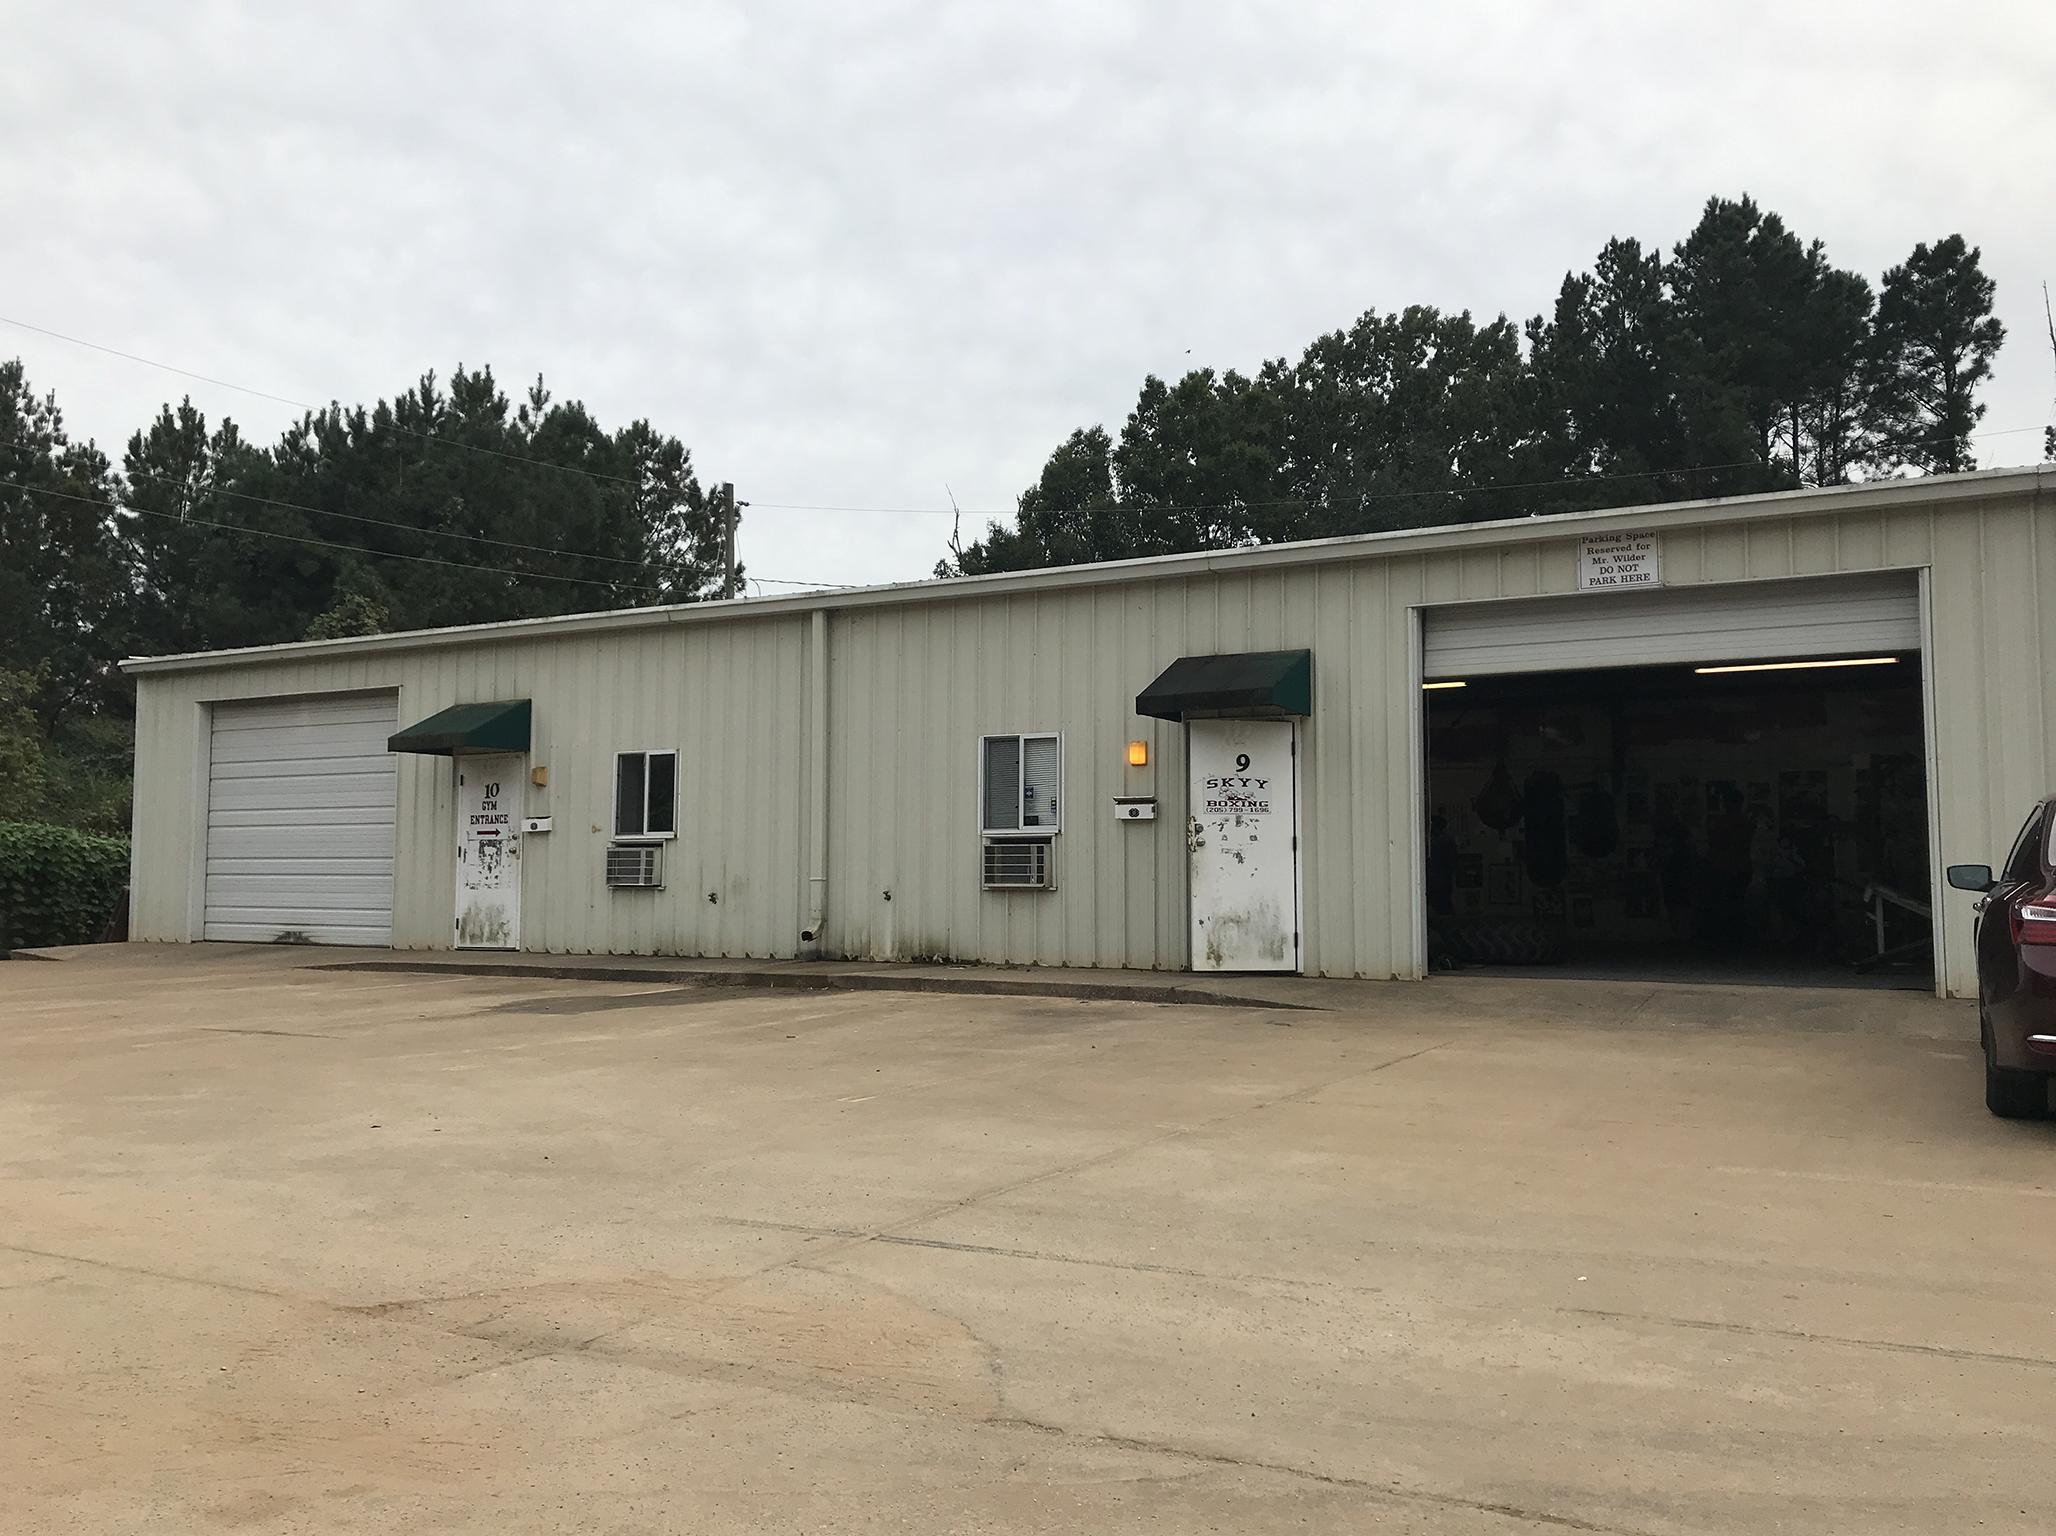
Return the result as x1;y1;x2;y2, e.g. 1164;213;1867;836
800;606;829;950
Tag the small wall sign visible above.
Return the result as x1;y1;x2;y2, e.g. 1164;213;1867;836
1579;531;1661;590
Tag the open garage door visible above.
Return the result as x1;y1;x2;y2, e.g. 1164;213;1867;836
204;692;398;944
1421;575;1932;988
1423;573;1920;679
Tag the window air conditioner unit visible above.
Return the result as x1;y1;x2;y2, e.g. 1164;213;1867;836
606;843;664;889
982;836;1056;891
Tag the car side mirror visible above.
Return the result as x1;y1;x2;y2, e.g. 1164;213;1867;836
1946;864;1996;893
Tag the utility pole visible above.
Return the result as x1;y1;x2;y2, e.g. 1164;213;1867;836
720;482;737;599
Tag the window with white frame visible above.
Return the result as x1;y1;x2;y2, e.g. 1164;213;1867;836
614;749;678;839
980;733;1061;837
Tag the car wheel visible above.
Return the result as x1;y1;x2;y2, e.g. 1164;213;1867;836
1985;1037;2051;1120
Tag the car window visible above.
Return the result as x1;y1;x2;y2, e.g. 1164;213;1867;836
2002;809;2045;884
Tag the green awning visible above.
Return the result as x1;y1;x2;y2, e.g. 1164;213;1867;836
388;699;531;756
1136;650;1312;721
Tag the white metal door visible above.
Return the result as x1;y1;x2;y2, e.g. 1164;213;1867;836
1421;573;1921;678
455;754;523;950
204;692;397;944
1188;718;1300;972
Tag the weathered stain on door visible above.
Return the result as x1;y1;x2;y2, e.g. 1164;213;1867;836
1187;718;1299;973
455;753;523;950
457;899;512;949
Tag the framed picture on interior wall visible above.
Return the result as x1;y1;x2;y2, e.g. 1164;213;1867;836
1487;862;1520;906
1571;896;1595;929
1534;889;1566;919
1457;853;1484;890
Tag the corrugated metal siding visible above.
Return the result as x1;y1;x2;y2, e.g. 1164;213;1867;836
128;484;2051;996
821;560;1423;977
130;617;809;959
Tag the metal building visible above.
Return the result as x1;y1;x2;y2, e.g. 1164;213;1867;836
124;467;2055;998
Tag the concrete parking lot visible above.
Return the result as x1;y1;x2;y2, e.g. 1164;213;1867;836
3;947;2052;1534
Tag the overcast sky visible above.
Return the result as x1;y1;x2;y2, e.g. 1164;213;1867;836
5;2;2052;593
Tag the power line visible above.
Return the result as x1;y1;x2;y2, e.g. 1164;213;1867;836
3;474;850;596
12;310;2038;526
2;473;849;596
0;437;656;570
745;423;2048;518
3;317;844;592
742;462;1766;518
1;475;663;594
0;313;654;492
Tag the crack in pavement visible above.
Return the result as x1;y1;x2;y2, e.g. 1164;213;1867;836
28;1228;2045;1390
1263;1039;1451;1104
0;1241;321;1304
1615;990;1663;1029
718;1035;1457;1287
714;1214;1389;1295
987;1413;1653;1534
414;1038;1463;1357
1561;1307;2056;1371
77;1228;1635;1536
655;1036;1459;1320
727;1216;2056;1374
196;1026;341;1039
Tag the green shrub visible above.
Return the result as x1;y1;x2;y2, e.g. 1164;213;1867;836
0;821;131;951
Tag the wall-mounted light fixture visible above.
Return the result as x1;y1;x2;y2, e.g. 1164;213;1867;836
1126;739;1149;767
1693;657;1899;676
1421;680;1468;691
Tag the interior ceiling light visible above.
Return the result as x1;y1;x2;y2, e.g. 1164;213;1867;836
1693;657;1900;675
1422;680;1467;690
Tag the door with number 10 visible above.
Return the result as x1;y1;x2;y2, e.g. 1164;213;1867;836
455;753;523;950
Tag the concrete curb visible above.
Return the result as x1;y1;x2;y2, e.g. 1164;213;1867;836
312;958;1322;1012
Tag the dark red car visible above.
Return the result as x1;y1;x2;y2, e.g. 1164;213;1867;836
1949;799;2056;1119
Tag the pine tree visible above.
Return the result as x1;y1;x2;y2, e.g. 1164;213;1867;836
0;360;126;733
1868;236;2005;472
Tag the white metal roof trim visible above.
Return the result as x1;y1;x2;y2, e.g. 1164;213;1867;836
120;466;2047;675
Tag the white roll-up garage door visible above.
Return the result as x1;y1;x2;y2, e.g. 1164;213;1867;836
1422;573;1921;679
204;692;399;944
